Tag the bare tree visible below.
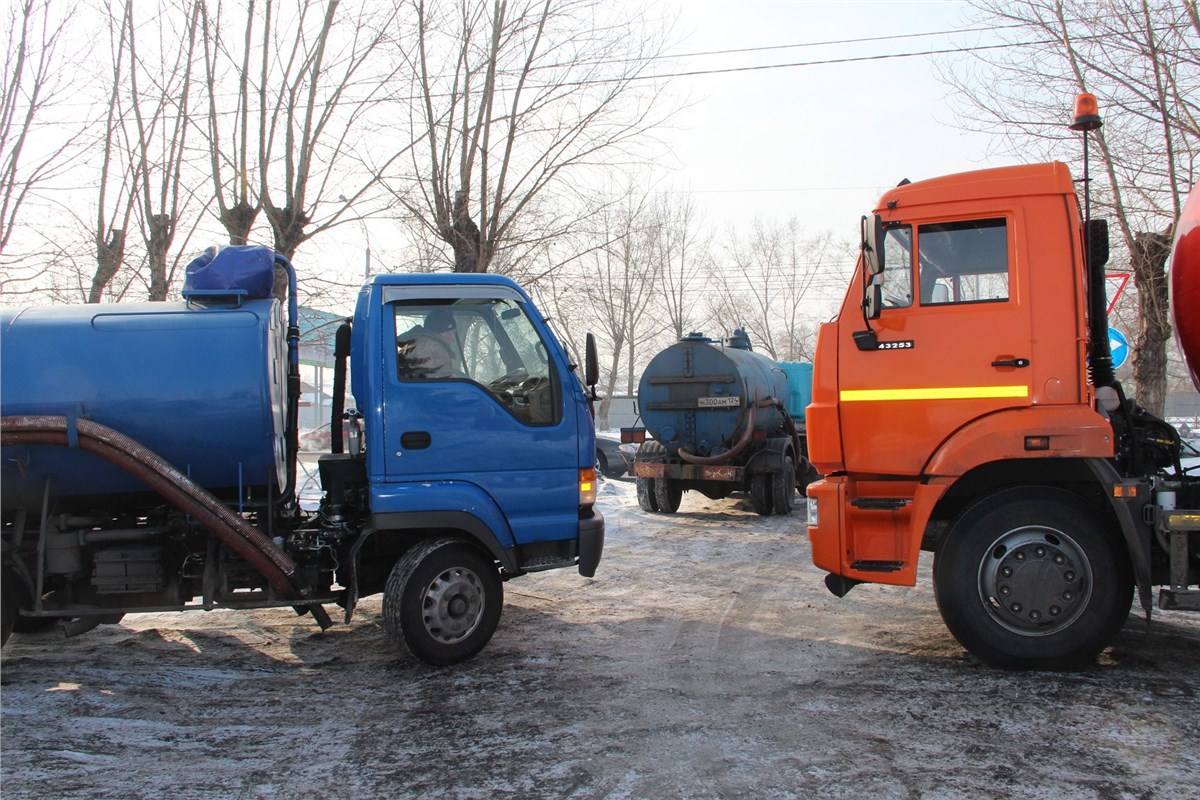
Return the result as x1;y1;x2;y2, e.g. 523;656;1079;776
654;190;711;341
708;218;832;362
199;0;408;264
89;0;138;303
392;0;673;275
942;0;1199;414
120;0;204;300
0;0;91;293
558;192;663;426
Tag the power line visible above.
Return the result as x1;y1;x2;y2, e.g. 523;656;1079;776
658;23;1023;61
566;34;1107;86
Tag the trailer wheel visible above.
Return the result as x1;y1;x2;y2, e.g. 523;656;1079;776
636;477;659;512
771;456;796;515
750;473;773;515
383;538;503;666
933;487;1132;670
653;478;683;513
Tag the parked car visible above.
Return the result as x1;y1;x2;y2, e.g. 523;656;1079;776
596;432;635;478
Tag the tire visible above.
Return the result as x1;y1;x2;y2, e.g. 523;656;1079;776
653;478;683;513
933;487;1132;670
595;450;610;479
771;456;796;516
797;458;821;497
383;538;503;666
636;477;659;512
750;472;773;516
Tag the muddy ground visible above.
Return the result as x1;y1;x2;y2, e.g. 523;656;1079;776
2;477;1199;799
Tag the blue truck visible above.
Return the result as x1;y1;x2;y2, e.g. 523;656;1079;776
626;330;817;516
0;246;604;665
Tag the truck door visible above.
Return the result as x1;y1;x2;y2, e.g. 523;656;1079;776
379;288;580;545
838;216;1034;476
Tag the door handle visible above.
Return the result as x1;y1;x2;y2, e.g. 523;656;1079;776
991;358;1030;368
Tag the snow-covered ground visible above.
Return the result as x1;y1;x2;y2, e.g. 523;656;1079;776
3;477;1199;799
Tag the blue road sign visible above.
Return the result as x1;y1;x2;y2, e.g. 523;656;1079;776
1109;327;1129;369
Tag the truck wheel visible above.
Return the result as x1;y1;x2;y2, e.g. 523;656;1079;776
636;477;659;512
750;473;773;515
653;478;683;513
933;487;1132;670
771;457;796;515
383;538;503;666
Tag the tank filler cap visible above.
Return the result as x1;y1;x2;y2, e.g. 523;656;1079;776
682;332;712;343
727;328;753;350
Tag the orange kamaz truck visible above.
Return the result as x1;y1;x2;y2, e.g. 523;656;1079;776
805;112;1200;669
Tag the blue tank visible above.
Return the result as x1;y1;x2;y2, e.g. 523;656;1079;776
1;297;286;509
638;332;791;457
777;361;814;420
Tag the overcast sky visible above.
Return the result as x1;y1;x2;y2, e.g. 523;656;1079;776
651;0;1014;239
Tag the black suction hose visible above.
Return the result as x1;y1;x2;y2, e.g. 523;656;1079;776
330;321;352;454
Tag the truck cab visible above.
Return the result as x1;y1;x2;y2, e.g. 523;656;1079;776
343;274;604;601
806;162;1196;669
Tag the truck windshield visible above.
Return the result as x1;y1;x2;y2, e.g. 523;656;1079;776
394;298;560;425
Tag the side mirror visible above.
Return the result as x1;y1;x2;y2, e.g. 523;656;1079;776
863;283;882;320
862;214;885;276
585;332;599;388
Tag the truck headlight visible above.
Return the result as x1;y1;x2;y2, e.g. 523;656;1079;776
806;497;819;527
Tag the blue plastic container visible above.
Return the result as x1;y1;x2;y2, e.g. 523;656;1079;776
1;298;286;509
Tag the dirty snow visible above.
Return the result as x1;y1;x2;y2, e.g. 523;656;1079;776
3;476;1199;799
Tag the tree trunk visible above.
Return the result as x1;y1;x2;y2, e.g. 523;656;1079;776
451;190;482;273
146;213;173;300
1131;231;1172;416
90;228;126;303
220;202;258;246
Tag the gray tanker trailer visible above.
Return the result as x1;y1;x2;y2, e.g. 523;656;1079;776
626;330;818;515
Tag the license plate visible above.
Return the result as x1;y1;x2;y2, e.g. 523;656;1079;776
701;466;737;481
634;462;665;478
697;396;740;408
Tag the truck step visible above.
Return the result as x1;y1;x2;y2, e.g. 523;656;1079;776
1158;588;1200;611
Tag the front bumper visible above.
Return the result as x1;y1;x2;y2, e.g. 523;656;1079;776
578;510;605;577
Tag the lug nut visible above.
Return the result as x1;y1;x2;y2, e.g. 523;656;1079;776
1034;546;1046;558
1001;566;1013;577
1050;606;1061;616
1010;603;1022;613
1064;571;1075;582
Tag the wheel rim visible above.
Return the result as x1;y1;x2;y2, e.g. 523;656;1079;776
977;526;1093;636
421;566;486;643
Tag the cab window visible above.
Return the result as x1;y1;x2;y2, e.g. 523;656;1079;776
394;298;560;426
878;224;914;309
918;218;1009;305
